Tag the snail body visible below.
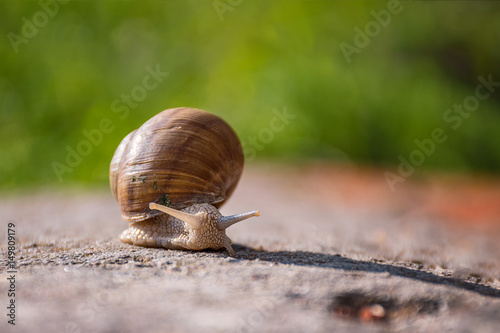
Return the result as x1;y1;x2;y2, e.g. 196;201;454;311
110;107;259;255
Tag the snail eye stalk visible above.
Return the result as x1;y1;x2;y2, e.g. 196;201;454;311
217;211;261;230
149;203;203;229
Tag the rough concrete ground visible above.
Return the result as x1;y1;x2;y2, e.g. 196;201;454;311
1;164;499;332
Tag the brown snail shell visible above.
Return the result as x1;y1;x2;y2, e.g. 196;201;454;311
110;107;244;224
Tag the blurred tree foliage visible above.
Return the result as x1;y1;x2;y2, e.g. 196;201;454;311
1;1;500;189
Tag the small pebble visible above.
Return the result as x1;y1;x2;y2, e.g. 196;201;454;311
359;304;386;322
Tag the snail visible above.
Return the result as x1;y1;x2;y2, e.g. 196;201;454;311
109;107;260;256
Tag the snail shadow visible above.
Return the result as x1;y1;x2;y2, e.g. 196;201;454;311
231;244;500;298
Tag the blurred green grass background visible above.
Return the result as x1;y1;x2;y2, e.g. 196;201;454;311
1;1;500;189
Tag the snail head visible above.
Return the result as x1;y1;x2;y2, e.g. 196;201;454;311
149;202;260;255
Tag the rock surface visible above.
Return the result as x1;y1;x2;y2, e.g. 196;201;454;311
1;164;499;332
